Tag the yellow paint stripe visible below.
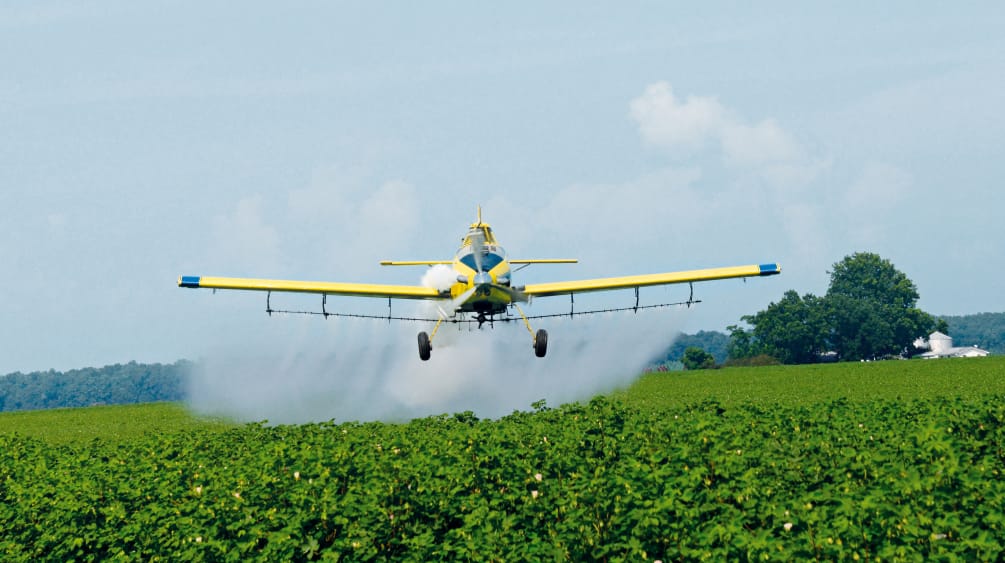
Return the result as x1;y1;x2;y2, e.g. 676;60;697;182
186;276;442;299
521;264;773;297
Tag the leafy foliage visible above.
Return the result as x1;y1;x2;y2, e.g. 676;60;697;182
0;361;188;412
657;331;731;364
825;252;933;360
732;252;936;363
681;347;716;370
3;358;1005;560
741;290;827;364
0;403;232;444
942;312;1005;354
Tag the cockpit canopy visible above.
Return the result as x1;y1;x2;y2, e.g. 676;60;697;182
462;223;498;246
458;222;506;272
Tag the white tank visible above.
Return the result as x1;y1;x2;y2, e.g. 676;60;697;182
930;332;953;354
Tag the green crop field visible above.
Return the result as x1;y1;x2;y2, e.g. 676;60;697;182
2;357;1004;560
622;356;1005;409
0;402;233;444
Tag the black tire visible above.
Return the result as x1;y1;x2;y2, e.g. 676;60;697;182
418;332;432;361
534;329;548;358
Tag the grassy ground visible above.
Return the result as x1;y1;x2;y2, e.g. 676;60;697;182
619;355;1005;409
2;356;1002;443
0;402;232;443
2;356;1004;559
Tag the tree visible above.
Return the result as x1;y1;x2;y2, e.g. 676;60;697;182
658;331;731;365
733;252;937;364
824;252;933;360
742;290;828;364
682;347;716;370
726;324;757;360
0;361;190;412
941;312;1005;353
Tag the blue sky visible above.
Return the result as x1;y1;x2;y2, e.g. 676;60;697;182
3;2;1003;375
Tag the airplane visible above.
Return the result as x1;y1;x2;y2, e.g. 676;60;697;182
179;208;780;360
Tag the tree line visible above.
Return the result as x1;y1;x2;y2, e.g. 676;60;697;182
0;361;189;412
661;252;1002;369
938;312;1005;354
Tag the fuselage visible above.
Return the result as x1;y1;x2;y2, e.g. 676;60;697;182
449;221;515;315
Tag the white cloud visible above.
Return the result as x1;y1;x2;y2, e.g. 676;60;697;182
626;81;838;301
209;195;281;274
720;118;802;166
837;162;913;247
285;168;423;277
357;180;421;252
630;81;824;190
484;167;710;276
629;81;726;154
843;162;911;212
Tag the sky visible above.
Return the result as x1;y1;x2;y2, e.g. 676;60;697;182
3;2;1004;382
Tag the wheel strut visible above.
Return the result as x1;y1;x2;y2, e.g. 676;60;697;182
514;304;547;358
417;318;444;361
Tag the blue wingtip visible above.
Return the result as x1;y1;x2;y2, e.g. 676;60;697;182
758;263;781;276
179;276;201;288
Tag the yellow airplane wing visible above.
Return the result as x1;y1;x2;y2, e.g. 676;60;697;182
379;259;578;266
520;263;781;297
177;276;443;299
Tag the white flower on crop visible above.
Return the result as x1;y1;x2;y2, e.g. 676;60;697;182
531;490;539;499
195;536;202;543
194;486;203;495
233;492;241;499
534;473;543;482
294;471;300;481
784;522;793;531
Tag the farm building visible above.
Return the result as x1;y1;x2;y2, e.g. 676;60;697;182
915;331;990;359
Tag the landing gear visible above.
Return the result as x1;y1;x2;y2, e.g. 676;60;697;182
534;329;548;358
514;304;548;359
418;331;431;361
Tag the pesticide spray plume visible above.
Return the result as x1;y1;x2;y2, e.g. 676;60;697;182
187;266;691;424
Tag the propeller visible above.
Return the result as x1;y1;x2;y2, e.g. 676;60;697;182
438;286;477;319
468;228;486;273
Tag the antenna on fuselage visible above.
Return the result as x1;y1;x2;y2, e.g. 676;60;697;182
476;205;483;227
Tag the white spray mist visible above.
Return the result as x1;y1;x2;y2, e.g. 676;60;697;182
187;267;689;423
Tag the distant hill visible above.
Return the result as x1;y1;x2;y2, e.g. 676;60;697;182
655;330;730;365
0;361;189;412
942;312;1005;354
653;311;1003;367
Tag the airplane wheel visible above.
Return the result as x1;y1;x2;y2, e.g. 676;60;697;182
534;329;548;358
418;332;432;361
